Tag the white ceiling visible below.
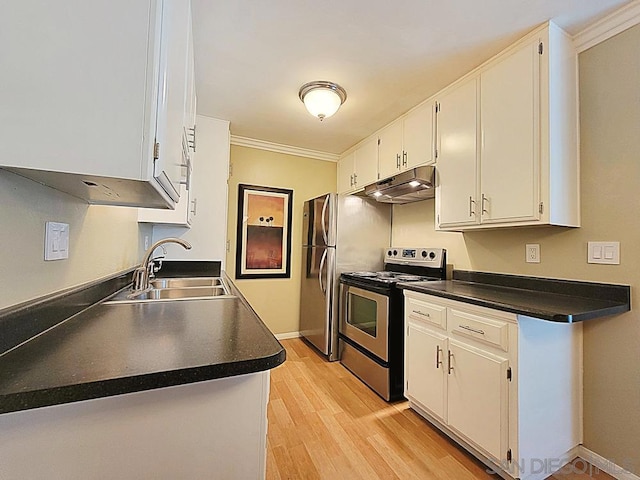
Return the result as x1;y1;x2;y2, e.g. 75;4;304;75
192;0;630;155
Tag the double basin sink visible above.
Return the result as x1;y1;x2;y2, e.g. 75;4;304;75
105;277;234;304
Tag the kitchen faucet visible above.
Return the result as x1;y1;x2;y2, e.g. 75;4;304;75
130;238;192;296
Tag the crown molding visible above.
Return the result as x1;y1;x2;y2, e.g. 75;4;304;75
574;0;640;53
230;135;339;162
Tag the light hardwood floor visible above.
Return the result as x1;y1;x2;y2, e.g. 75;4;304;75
267;338;613;480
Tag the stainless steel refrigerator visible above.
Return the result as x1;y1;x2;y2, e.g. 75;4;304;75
299;193;391;361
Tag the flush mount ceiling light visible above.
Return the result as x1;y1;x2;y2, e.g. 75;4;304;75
298;81;347;121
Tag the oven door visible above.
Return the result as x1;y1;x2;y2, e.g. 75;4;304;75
340;283;389;362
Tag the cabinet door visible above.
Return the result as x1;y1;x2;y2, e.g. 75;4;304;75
480;40;540;224
436;78;479;228
405;321;447;421
337;152;356;194
354;136;379;188
378;120;403;179
403;102;435;169
0;0;155;179
447;339;509;462
154;0;191;202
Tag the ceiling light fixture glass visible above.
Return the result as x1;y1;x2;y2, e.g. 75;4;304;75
299;81;347;121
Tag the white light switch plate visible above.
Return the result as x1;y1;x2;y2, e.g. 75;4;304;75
45;222;69;260
588;241;619;265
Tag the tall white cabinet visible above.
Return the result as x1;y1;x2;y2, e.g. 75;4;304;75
404;290;583;480
435;22;579;230
0;0;194;209
151;116;230;263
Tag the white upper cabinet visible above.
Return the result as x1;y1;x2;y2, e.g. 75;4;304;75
337;152;356;195
337;136;379;194
354;136;379;188
378;119;404;179
479;40;538;225
0;0;193;209
435;23;579;230
403;101;436;170
139;2;196;226
435;78;479;228
378;102;435;180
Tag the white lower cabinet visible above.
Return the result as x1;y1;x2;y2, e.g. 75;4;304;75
447;339;509;462
404;290;582;480
405;322;446;420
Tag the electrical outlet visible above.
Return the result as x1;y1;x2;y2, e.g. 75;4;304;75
45;221;69;260
526;244;540;263
144;235;150;250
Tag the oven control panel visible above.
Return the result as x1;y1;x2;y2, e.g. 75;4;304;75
384;247;445;267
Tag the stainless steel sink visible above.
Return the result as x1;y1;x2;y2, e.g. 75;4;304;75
149;277;222;288
105;277;235;304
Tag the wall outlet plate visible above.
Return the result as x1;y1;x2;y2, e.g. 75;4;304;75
45;222;69;261
526;244;540;263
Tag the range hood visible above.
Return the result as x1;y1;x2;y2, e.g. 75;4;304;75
361;165;436;204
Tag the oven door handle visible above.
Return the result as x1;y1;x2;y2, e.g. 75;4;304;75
318;249;328;294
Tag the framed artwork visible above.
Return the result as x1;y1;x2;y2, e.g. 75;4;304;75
236;184;293;279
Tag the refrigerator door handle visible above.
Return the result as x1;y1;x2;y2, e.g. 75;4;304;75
318;249;328;294
321;194;329;246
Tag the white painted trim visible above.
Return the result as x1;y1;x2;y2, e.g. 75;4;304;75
275;331;301;340
230;135;339;162
578;446;640;480
573;0;640;53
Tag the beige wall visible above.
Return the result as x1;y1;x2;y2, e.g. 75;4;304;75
393;25;640;474
0;170;148;309
225;145;337;335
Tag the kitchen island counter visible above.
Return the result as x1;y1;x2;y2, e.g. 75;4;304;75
0;266;285;415
399;270;630;322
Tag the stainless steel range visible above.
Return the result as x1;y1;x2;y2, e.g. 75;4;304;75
338;247;447;401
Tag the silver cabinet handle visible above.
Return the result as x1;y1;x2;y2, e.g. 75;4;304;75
435;345;443;369
188;124;197;152
190;198;197;216
402;151;407;167
180;156;192;189
448;350;454;374
349;174;354;187
396;153;401;169
412;310;430;318
458;324;485;335
353;173;357;185
481;193;489;214
469;196;476;217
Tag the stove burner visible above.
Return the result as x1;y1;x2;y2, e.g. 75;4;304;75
350;272;378;278
342;270;439;285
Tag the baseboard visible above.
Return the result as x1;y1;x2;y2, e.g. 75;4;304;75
578;446;640;480
275;331;301;340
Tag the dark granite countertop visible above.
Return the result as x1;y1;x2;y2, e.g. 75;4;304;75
0;262;285;414
399;270;630;323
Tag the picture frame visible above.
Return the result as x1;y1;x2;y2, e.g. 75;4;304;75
236;184;294;279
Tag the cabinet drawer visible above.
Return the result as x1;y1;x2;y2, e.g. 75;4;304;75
406;297;447;330
449;309;509;352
